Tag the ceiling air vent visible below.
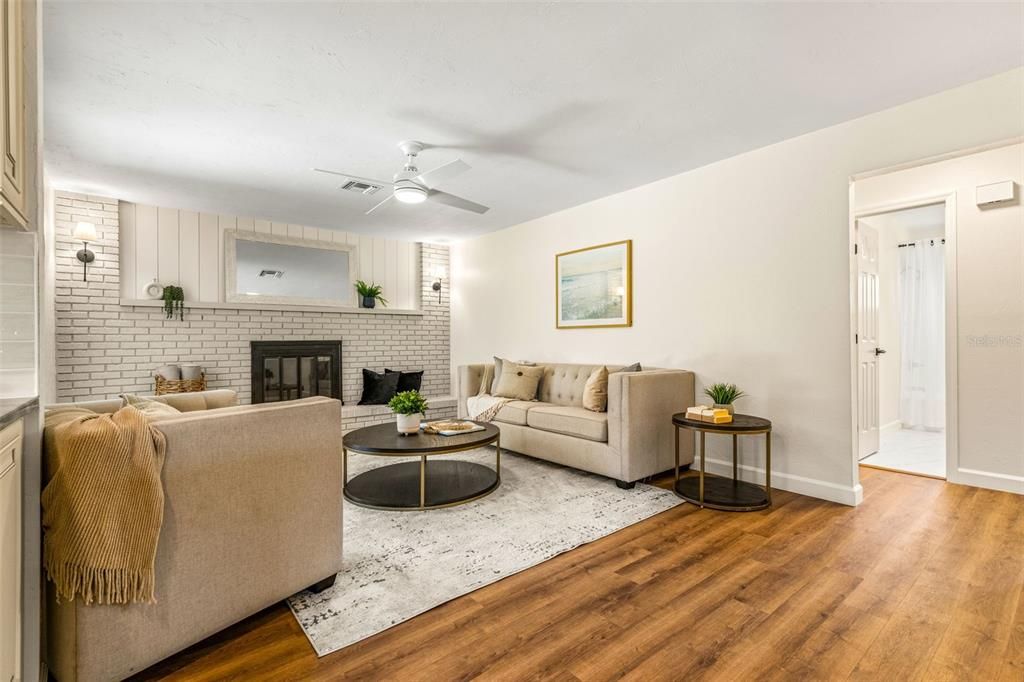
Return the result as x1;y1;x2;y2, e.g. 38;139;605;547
258;269;284;279
341;180;382;195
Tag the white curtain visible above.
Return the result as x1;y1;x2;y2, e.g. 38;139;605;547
898;241;945;430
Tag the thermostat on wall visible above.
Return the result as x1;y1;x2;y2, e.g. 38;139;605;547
976;180;1016;206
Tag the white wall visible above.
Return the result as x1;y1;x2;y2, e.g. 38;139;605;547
452;68;1024;505
855;143;1023;494
118;202;421;310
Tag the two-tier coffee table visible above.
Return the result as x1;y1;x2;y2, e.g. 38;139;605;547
342;421;501;511
672;413;772;511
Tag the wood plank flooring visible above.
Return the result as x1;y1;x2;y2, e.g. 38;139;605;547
132;467;1024;681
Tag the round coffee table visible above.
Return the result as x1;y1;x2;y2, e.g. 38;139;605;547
342;421;501;511
672;413;772;511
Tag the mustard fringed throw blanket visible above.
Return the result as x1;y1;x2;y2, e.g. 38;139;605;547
42;406;167;605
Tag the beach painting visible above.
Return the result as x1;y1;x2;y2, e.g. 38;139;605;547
556;240;632;328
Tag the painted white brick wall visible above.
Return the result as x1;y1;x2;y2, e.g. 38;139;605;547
53;191;455;427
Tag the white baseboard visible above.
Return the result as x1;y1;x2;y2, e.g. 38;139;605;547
949;467;1024;495
700;456;863;507
880;421;902;434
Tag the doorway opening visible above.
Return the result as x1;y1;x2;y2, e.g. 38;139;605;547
854;202;949;479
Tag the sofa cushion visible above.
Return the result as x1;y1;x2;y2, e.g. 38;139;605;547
121;393;183;418
493;400;550;425
527;405;609;442
538;364;606;407
53;389;239;415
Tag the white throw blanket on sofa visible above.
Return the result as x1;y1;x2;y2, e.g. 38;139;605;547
466;394;513;422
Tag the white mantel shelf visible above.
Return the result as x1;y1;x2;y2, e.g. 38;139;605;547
119;299;424;316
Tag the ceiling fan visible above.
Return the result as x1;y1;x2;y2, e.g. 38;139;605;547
314;141;489;215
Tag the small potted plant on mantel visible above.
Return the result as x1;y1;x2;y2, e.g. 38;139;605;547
355;280;388;309
388;390;429;435
703;382;746;416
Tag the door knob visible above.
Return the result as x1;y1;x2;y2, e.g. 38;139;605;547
874;348;887;356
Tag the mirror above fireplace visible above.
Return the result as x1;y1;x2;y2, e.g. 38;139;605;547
225;231;358;307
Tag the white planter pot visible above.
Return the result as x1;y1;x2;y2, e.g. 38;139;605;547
396;412;422;435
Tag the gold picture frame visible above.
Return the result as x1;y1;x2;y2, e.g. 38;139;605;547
555;239;632;329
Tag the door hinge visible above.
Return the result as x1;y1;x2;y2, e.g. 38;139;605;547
854;244;859;255
855;333;859;344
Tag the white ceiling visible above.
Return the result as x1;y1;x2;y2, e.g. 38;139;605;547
44;2;1023;242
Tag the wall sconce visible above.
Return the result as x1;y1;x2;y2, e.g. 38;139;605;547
430;265;446;304
73;222;97;281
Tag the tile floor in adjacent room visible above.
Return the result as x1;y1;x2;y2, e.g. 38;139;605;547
861;427;946;478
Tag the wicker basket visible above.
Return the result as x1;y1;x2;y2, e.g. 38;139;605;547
155;374;207;396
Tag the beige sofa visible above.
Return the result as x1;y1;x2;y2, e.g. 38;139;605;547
42;390;344;681
458;363;695;487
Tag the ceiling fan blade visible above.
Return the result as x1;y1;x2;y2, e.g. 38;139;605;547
414;159;470;189
365;193;395;215
427;189;489;214
313;168;394;187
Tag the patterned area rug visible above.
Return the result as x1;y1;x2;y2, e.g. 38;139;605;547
288;447;683;657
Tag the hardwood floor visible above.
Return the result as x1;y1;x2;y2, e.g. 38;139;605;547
133;467;1024;681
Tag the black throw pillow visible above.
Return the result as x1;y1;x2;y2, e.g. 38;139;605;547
385;368;424;393
359;369;400;405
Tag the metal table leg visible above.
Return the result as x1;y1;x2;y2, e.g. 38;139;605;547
419;454;426;509
732;433;738;481
699;431;706;506
765;431;772;506
496;436;502;480
674;425;680;484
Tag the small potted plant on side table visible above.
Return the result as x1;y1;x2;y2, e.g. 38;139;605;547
355;280;388;309
388;390;429;435
703;382;746;415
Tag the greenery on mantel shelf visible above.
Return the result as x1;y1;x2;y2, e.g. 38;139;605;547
703;382;746;405
355;280;388;308
162;285;185;321
388;390;429;415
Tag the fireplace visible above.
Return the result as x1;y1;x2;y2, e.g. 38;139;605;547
250;340;343;404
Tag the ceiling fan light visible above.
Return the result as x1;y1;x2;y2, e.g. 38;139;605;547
394;186;427;204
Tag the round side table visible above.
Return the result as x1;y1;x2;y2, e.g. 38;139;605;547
672;413;772;511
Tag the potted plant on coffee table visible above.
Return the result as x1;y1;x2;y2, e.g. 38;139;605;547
355;280;388;309
388;390;429;435
703;382;746;415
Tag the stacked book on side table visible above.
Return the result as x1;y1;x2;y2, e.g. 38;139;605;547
685;405;733;424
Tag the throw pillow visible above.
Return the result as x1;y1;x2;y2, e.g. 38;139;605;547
492;356;536;393
582;366;609;412
120;393;182;419
385;369;424;393
493;363;545;401
615;362;643;373
358;369;400;405
477;364;495;396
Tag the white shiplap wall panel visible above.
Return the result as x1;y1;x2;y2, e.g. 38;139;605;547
178;210;200;300
157;207;179;285
198;213;219;302
135;204;159;296
120;201;421;309
118;202;136;299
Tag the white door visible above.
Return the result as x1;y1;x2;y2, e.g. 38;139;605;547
857;221;882;459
